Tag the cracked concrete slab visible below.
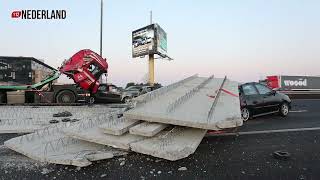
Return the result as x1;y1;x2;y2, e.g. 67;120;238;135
129;122;169;137
65;127;145;150
99;118;140;136
4;123;126;167
124;76;242;130
130;126;207;161
63;115;146;150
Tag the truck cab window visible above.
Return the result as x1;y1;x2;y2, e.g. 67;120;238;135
88;63;103;79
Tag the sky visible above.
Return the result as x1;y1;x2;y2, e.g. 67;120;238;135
1;0;319;86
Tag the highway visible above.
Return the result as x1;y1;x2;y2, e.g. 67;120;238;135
0;99;319;180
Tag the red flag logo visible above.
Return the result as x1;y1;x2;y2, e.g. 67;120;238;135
11;11;21;18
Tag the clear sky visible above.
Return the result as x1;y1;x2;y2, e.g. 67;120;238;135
1;0;319;86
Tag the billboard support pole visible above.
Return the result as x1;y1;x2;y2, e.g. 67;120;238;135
148;11;155;86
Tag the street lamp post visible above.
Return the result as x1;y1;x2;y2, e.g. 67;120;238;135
100;0;103;57
99;0;104;83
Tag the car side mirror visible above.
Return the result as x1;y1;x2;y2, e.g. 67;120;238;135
271;90;276;95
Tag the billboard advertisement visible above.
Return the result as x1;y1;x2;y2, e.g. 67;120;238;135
280;75;320;90
132;24;167;58
156;24;167;56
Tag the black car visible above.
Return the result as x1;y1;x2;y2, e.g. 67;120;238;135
92;84;124;103
239;82;291;121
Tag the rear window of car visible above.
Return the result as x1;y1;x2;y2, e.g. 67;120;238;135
242;84;258;95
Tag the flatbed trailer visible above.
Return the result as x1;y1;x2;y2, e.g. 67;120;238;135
0;71;90;104
0;49;108;104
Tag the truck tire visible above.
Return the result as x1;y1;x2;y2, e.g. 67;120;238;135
56;90;76;104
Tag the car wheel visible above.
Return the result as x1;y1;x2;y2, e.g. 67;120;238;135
122;97;130;104
241;108;251;121
279;103;289;117
89;97;95;104
56;90;76;104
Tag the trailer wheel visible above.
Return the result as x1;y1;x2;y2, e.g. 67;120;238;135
56;90;76;104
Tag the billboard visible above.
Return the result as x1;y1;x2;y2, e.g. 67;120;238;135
156;25;167;55
132;24;167;58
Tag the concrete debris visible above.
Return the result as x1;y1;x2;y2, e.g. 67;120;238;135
62;110;206;160
49;120;60;124
4;122;127;167
41;168;52;175
85;152;114;161
63;113;145;150
99;118;140;136
61;118;71;122
0;106;120;133
178;167;187;171
130;127;207;161
53;111;72;117
120;161;125;166
124;76;242;130
3;76;243;165
129;122;169;137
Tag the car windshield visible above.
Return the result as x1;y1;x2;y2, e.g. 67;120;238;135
98;85;107;91
125;86;141;91
255;84;272;95
242;84;258;95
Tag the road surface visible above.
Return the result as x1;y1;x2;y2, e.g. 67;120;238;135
0;99;319;180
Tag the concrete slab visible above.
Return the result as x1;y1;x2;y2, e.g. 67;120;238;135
63;116;146;150
99;118;140;136
129;122;169;137
4;123;126;167
65;127;145;150
130;126;207;161
124;76;242;130
0;106;121;133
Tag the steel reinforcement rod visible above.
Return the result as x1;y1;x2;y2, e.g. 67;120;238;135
166;75;214;113
136;74;199;106
207;76;227;122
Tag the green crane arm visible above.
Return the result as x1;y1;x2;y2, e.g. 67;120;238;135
0;71;60;91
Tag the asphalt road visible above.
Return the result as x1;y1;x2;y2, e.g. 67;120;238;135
238;99;320;132
0;99;319;180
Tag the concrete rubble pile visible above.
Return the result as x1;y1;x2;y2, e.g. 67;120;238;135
4;74;243;166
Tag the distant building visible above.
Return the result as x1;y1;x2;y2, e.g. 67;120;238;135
0;56;56;86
